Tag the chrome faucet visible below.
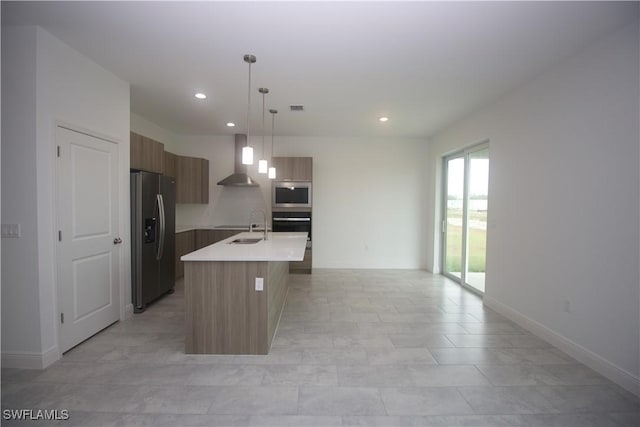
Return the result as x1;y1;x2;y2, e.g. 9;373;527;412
249;209;268;240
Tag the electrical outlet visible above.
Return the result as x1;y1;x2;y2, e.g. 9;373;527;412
1;224;21;238
255;277;264;291
563;300;571;314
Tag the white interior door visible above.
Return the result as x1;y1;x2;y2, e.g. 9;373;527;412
56;126;121;353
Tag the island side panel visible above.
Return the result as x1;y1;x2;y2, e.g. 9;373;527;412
267;261;289;348
184;261;269;354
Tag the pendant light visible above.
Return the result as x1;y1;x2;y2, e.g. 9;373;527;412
258;87;269;174
242;54;256;165
268;109;277;179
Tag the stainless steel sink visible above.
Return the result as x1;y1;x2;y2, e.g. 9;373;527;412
228;237;263;244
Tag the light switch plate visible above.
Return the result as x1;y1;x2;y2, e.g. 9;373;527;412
1;224;21;238
255;277;264;291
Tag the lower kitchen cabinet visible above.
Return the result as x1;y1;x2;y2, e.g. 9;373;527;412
211;229;240;243
175;230;195;279
290;247;312;274
194;229;240;249
194;230;216;249
176;229;241;279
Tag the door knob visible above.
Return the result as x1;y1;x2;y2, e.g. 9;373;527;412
113;237;123;244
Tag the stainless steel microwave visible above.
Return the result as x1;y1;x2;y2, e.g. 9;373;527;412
272;181;312;208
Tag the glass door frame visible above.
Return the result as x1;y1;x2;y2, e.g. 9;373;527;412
441;141;489;296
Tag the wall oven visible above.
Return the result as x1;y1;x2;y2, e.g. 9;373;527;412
272;211;311;248
272;181;312;208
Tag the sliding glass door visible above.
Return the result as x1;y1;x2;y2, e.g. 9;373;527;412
442;143;489;293
443;156;465;280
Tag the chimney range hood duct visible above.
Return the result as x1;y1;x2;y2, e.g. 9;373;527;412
217;134;259;187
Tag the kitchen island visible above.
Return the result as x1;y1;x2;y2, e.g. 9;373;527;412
180;232;307;354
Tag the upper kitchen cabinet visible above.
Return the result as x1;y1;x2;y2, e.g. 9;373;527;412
130;132;164;173
163;151;177;178
176;155;209;204
272;157;313;181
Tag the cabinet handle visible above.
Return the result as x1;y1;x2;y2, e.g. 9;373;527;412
113;237;123;244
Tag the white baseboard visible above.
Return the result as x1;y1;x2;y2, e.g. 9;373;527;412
1;346;60;370
123;303;134;320
484;296;640;398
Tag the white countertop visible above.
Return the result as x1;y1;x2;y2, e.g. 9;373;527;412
180;232;307;262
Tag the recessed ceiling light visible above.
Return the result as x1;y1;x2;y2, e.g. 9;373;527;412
226;122;236;127
378;116;389;122
194;93;207;99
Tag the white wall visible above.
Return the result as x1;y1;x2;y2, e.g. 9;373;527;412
2;26;42;356
129;127;431;269
1;26;130;368
275;136;428;269
131;113;178;150
427;22;639;394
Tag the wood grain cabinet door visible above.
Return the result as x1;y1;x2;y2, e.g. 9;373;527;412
163;151;177;177
194;229;216;249
211;229;240;243
176;155;209;204
130;132;164;173
290;248;312;273
272;157;312;181
199;158;209;202
175;230;195;279
195;229;241;249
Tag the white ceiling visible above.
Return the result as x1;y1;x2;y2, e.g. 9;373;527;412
3;1;638;138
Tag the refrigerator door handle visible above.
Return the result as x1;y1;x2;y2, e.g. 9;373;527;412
156;194;166;260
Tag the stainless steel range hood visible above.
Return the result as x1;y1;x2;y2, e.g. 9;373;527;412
217;134;259;187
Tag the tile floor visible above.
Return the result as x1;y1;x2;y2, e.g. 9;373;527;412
2;269;639;426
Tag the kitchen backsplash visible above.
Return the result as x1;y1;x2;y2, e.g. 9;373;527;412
176;186;268;226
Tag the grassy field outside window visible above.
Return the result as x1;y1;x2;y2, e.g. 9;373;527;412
445;208;487;273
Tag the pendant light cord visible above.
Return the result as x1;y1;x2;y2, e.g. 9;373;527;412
268;109;277;179
262;92;266;155
271;112;275;159
246;61;252;144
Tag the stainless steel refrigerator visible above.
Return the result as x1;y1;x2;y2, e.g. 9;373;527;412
130;171;176;312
